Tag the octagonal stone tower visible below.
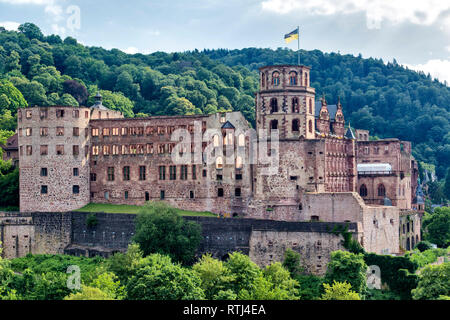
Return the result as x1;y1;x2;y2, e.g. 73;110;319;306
256;65;316;140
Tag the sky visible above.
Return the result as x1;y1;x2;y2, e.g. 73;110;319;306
1;0;450;84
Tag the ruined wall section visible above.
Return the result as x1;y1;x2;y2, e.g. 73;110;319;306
18;106;91;212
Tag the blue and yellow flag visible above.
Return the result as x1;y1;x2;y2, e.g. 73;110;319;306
284;28;299;44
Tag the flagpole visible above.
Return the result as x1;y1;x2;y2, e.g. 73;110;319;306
297;26;300;65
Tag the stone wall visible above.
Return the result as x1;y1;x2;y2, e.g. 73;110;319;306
32;212;72;255
0;213;34;258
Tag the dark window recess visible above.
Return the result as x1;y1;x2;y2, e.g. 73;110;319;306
290;176;297;181
311;215;319;221
145;192;150;201
125;191;129;199
73;168;79;176
190;191;194;199
218;188;224;197
236;173;243;180
217;175;223;181
235;188;241;197
202;169;207;177
72;185;80;194
40;168;48;177
160;190;165;200
41;185;48;194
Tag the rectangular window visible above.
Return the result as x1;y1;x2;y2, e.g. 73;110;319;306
180;165;188;180
112;128;119;136
90;173;97;181
192;165;197;180
159;166;166;180
103;128;110;136
139;166;146;181
92;146;99;156
40;145;48;156
160;190;165;200
236;173;243;180
40;127;48;136
103;145;110;156
73;168;79;176
26;145;33;156
26;128;32;136
73;185;80;194
56;127;64;136
125;191;129;200
216;175;223;181
218;188;224;197
73;110;79;118
190;191;194;199
112;145;119;155
170;166;177;180
56;145;64;155
158;144;165;154
73;127;79;136
235;188;241;197
92;128;99;136
40;168;48;177
157;126;165;135
130;145;137;154
26;110;32;119
122;145;129;155
146;143;154;154
123;166;130;181
107;167;115;181
41;185;48;194
85;111;89;118
56;109;65;118
121;127;127;136
203;169;207;178
40;109;48;119
73;145;79;156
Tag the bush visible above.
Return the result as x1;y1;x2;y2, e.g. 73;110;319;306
86;213;98;228
132;202;202;265
415;241;433;252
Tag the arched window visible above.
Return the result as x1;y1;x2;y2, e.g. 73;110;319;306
309;99;313;114
304;73;308;86
360;184;368;197
213;135;220;147
216;157;223;169
272;72;280;86
308;120;313;133
292;97;299;113
378;184;386;197
238;134;245;147
270;120;278;130
261;72;265;87
292;119;300;132
289;71;297;85
270;98;278;113
223;132;233;145
236;156;243;169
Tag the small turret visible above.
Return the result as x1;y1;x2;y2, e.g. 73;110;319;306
317;94;330;135
332;97;345;137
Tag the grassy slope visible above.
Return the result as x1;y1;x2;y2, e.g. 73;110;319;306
76;203;217;217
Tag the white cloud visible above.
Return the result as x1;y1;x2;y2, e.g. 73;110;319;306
123;47;139;54
0;21;20;30
261;0;450;30
0;0;55;4
405;59;450;84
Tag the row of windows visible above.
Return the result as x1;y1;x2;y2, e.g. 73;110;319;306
40;167;79;177
91;122;207;137
21;145;87;156
261;71;309;87
98;187;242;201
41;185;80;194
268;97;314;114
362;146;389;155
270;119;314;134
102;165;199;182
359;184;386;197
19;109;89;121
20;127;88;138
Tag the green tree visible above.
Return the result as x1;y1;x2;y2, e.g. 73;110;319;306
320;281;361;300
132;202;202;265
224;252;262;294
59;93;79;106
106;243;144;285
325;250;367;295
422;207;450;247
443;168;450;200
64;286;113;300
0;168;19;207
282;248;303;277
0;79;28;112
412;263;450;300
192;254;235;299
18;23;43;40
126;254;205;300
89;272;125;300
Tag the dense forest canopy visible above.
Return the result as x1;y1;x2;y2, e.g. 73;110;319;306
0;23;449;179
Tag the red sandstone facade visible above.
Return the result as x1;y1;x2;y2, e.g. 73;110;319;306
17;65;421;255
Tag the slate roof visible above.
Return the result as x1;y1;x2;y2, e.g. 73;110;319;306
221;121;235;129
315;101;337;122
345;126;356;139
0;133;18;151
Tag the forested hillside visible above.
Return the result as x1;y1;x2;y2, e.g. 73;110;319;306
0;23;449;180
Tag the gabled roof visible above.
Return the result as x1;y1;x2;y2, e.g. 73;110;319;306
345;126;356;139
0;133;18;151
221;121;235;129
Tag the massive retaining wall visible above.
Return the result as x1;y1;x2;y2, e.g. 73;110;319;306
1;211;355;275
